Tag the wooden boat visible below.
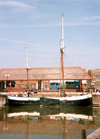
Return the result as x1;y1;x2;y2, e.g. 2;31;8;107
6;15;93;107
40;14;93;107
40;93;92;107
6;96;40;106
6;47;40;106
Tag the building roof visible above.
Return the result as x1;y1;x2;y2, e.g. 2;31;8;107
0;67;92;81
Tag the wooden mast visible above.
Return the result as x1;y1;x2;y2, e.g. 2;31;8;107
60;14;65;94
25;47;31;97
61;48;64;91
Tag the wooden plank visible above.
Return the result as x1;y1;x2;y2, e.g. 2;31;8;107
93;103;100;107
87;128;100;139
0;101;5;110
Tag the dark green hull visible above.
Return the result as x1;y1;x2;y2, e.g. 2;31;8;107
40;94;93;107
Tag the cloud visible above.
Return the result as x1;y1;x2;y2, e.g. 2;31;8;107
0;1;32;8
0;22;100;29
0;22;61;28
0;38;58;52
1;21;100;28
0;38;46;46
83;16;100;21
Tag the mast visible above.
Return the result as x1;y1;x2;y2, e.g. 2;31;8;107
25;47;29;69
60;14;65;93
25;47;30;96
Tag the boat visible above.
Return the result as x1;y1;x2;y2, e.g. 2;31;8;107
6;47;40;106
6;15;93;107
6;95;40;106
40;14;93;107
40;93;92;107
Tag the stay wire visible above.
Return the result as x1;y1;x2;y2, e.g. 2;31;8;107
66;24;82;67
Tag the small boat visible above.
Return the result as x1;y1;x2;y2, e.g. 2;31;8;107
40;14;93;107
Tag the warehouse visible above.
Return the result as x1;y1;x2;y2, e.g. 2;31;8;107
0;67;92;92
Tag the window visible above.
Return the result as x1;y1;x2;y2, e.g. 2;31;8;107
93;74;99;78
94;82;100;85
45;85;47;90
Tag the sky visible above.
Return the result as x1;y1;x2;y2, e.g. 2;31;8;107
0;0;100;70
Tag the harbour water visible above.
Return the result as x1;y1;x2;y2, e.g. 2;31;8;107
0;104;100;139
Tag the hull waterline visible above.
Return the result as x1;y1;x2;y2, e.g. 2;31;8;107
40;93;93;107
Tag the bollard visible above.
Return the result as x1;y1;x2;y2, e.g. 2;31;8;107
81;129;86;139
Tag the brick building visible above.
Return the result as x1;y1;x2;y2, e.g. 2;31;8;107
0;67;92;92
87;69;100;91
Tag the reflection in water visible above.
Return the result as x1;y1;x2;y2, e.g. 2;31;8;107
0;105;100;139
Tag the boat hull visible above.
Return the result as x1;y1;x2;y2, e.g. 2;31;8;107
60;97;92;106
6;96;40;106
40;97;60;107
40;93;93;107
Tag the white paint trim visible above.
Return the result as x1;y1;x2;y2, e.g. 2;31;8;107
45;93;92;101
8;96;40;101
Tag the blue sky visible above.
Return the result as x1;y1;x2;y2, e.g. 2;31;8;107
0;0;100;70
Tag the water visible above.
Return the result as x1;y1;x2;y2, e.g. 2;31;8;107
0;105;100;139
